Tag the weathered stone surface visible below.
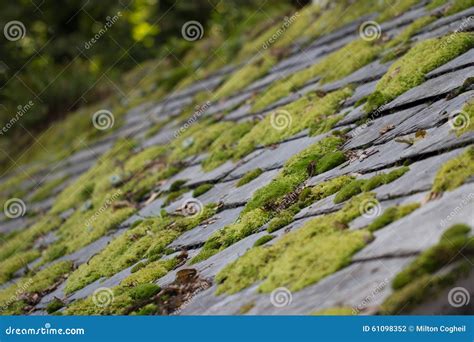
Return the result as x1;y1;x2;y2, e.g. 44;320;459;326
344;103;427;150
179;257;414;315
353;183;474;260
320;60;392;93
168;207;243;250
199;169;280;206
228;133;327;179
426;49;474;79
350;191;429;230
374;147;466;200
383;66;474;111
373;92;473;145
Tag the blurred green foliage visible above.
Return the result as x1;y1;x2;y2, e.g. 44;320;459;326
0;0;294;141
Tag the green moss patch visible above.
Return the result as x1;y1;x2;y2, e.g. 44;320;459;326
238;88;352;158
0;261;73;314
213;52;277;100
30;176;67;202
253;234;275;247
334;167;409;204
431;147;474;193
215;193;375;294
252;39;379;111
202;121;254;171
380;224;473;314
367;203;420;232
64;204;217;294
236;168;263;187
193;183;214;197
64;258;177;315
365;33;474;112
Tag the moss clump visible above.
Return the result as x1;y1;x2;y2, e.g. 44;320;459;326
380;224;473;314
46;298;65;314
65;204;217;294
266;211;294;233
365;33;474;112
0;249;41;284
202;121;254;171
252;39;379;111
253;234;275;247
192;138;348;263
129;283;161;301
455;100;474;136
392;224;473;290
367;203;420;232
238;88;352;158
431;147;474;193
169;121;236;163
215;193;375;294
334;167;409;204
64;259;177;315
0;261;73;314
377;0;419;22
236;168;263;187
30;176;67;202
334;179;367;204
213;52;277;100
191;208;271;264
169;180;187;192
193;183;213;197
244;136;344;213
